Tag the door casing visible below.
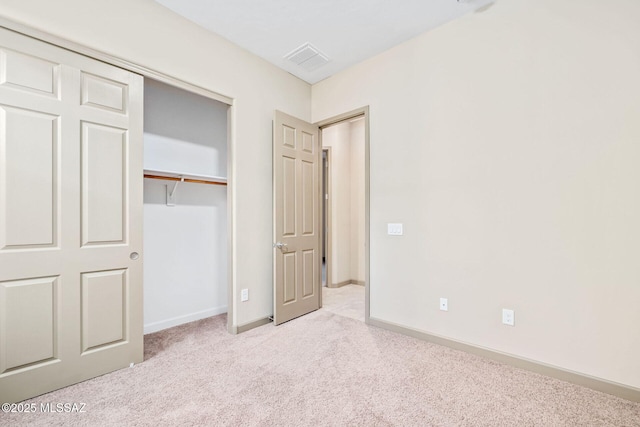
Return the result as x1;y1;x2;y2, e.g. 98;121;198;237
316;107;371;322
322;147;332;291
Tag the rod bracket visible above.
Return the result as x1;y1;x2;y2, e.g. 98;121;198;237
166;176;184;206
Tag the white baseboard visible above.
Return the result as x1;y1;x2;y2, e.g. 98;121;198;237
329;279;365;288
144;306;227;334
233;316;273;334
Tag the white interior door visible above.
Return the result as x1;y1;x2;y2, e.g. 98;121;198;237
273;111;320;325
0;28;143;403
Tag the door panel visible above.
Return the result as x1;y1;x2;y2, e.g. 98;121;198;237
302;250;315;297
301;130;314;154
0;47;60;97
0;106;59;249
282;125;296;148
0;28;143;403
0;277;58;373
81;269;127;352
283;252;297;303
81;122;127;245
81;72;127;114
301;160;314;235
282;156;297;236
273;111;320;325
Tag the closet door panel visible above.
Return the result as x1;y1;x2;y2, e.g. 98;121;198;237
0;106;59;249
64;41;144;395
81;122;127;246
0;276;59;374
0;27;143;403
81;269;127;352
0;47;60;97
81;72;127;114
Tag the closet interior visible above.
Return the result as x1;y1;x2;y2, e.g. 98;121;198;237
142;79;229;334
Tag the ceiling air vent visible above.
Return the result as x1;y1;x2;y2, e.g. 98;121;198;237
284;43;329;71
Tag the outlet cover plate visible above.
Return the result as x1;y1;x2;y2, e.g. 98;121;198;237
502;308;515;326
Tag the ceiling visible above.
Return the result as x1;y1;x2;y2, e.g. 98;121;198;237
155;0;494;84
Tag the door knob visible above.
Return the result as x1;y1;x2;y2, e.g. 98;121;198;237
273;242;288;252
130;252;140;260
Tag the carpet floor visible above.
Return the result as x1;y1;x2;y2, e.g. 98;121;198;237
321;284;366;322
2;304;639;426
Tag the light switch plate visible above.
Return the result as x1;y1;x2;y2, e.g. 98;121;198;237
241;288;249;302
387;223;403;236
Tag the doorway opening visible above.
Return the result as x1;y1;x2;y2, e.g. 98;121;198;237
319;113;368;322
271;107;369;326
142;79;230;334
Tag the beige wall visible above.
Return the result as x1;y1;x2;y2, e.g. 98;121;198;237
323;123;352;285
0;0;311;328
313;0;640;390
322;120;365;286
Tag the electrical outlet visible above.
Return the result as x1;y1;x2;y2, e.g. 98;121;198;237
502;308;515;326
241;288;249;302
439;298;448;311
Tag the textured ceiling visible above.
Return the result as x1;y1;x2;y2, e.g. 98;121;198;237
155;0;494;84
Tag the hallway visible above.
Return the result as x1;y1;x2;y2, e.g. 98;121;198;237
321;284;365;322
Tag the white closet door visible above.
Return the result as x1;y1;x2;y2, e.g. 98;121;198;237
0;28;143;403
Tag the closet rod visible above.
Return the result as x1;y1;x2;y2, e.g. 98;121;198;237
144;174;227;186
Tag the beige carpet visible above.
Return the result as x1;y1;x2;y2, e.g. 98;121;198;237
2;307;639;426
322;284;366;322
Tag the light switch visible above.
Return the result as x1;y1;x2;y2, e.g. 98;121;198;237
387;223;403;236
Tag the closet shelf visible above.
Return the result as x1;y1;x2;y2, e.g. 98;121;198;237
143;169;227;186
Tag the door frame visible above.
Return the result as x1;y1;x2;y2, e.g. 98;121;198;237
316;107;370;323
0;18;238;334
322;147;332;290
